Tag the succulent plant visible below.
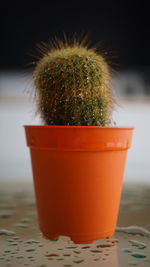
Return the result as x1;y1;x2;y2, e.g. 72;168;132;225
33;35;114;126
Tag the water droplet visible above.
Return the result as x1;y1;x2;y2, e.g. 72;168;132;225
46;253;59;257
94;258;99;261
73;250;81;254
66;246;78;249
8;243;18;246
122;248;132;254
63;254;71;256
131;253;146;258
20;218;32;223
96;243;114;248
90;249;103;253
14;223;29;228
12;237;20;240
107;238;118;243
116;226;150;237
0;229;15;236
0;210;15;218
25;248;35;252
128;239;147;249
73;259;84;264
24;239;39;244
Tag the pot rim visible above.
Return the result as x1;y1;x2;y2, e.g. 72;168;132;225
24;125;134;151
24;125;134;130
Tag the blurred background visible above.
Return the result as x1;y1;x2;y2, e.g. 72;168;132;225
0;1;150;183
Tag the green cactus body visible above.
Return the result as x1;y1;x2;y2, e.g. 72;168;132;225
34;42;114;126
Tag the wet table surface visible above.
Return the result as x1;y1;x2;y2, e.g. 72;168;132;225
0;181;150;267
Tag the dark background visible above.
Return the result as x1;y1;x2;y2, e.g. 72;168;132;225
1;1;150;70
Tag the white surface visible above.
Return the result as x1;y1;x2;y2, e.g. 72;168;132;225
113;100;150;183
0;73;150;183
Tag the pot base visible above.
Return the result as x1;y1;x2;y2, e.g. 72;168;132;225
43;229;114;244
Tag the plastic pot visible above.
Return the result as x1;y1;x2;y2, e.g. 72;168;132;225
24;126;134;244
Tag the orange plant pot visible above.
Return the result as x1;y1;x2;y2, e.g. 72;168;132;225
24;126;134;244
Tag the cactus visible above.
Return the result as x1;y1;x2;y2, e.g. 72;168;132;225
33;35;114;126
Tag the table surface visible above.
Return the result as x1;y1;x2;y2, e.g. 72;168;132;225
0;181;150;267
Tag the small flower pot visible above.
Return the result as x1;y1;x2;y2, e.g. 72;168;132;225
24;125;134;244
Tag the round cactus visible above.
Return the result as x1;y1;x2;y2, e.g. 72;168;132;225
33;36;114;126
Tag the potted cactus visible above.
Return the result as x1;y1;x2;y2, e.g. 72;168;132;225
24;35;134;244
